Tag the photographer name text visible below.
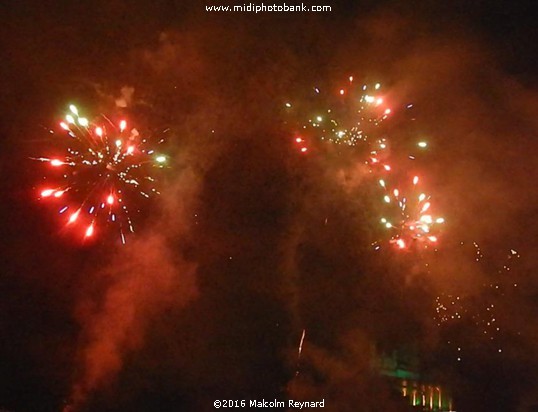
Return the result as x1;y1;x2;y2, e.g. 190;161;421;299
213;399;325;409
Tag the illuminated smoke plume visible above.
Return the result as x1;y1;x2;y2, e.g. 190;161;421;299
65;233;197;411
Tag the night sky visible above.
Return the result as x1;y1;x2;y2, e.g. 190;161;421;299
1;1;537;411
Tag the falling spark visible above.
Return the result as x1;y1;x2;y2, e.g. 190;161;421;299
298;329;306;358
295;329;306;377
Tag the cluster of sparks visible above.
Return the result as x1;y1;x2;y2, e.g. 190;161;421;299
35;105;167;244
377;175;444;250
285;77;445;250
434;245;522;361
286;79;390;151
283;77;530;380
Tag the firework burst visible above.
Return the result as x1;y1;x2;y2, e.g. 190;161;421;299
286;78;391;154
377;174;444;250
35;105;167;244
286;78;444;250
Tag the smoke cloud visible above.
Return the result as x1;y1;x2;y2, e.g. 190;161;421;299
1;2;537;411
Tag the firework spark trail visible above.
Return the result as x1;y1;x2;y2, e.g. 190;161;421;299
285;78;444;251
295;328;306;377
36;105;168;243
